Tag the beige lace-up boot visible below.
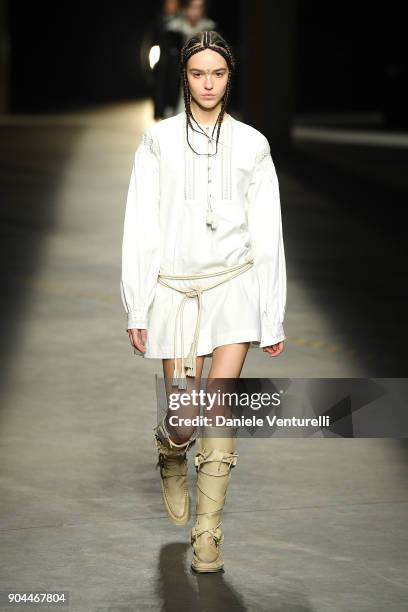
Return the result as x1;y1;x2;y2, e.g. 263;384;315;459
153;415;198;525
190;430;238;572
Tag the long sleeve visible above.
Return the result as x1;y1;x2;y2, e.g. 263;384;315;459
120;128;161;330
246;135;287;346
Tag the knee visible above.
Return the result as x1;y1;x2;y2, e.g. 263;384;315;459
169;425;197;445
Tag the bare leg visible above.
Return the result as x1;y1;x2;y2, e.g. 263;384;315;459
207;342;250;378
203;342;250;438
161;343;249;443
161;356;206;444
208;341;250;419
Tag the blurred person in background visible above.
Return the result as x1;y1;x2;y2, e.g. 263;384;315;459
153;0;218;119
151;0;183;120
167;0;217;40
151;0;180;39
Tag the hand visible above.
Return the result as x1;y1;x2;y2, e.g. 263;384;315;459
262;341;285;357
127;328;147;353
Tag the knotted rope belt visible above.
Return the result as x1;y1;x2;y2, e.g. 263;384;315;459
158;257;255;389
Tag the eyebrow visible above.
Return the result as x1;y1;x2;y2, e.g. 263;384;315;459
188;68;227;73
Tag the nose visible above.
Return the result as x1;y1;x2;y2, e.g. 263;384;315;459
204;75;214;90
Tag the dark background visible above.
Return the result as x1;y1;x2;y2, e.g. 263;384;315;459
5;0;407;128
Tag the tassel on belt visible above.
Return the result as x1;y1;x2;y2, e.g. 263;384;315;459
158;257;255;389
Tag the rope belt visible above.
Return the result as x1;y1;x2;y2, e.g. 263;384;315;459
158;257;255;389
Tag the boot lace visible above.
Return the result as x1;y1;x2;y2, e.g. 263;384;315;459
191;524;224;547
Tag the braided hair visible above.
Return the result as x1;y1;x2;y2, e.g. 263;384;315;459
180;30;237;156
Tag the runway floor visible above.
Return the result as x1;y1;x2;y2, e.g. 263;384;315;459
0;101;407;611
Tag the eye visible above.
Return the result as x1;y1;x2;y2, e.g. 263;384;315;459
216;73;224;77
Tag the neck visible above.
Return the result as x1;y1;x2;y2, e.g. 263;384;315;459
189;99;228;126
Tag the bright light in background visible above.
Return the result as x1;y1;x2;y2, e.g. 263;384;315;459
149;45;160;70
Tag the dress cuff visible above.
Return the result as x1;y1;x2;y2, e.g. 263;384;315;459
260;311;286;347
126;310;148;330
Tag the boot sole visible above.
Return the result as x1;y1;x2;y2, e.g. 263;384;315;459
191;551;224;573
191;561;224;573
160;479;191;525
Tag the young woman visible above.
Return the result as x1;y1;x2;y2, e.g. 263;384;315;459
120;30;287;573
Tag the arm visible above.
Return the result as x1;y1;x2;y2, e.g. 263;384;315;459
120;127;161;333
246;135;287;348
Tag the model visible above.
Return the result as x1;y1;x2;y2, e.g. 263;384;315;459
120;30;287;573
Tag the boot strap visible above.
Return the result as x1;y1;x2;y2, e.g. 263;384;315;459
154;431;197;456
191;524;224;546
153;416;199;452
194;451;239;472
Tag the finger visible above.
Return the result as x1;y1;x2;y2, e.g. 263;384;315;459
272;344;284;356
264;343;283;357
127;329;145;352
133;329;147;353
127;329;136;346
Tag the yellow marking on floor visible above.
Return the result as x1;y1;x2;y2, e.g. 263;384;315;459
18;275;117;305
18;274;365;358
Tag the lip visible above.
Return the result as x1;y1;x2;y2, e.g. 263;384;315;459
202;94;215;98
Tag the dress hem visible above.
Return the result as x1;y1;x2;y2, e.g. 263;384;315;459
134;328;285;359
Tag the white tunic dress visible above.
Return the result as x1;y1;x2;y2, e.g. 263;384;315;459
120;110;287;360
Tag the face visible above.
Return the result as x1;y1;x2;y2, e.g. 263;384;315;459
185;0;205;25
163;0;179;16
187;48;229;111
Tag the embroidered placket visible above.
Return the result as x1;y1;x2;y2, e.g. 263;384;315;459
205;126;217;230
